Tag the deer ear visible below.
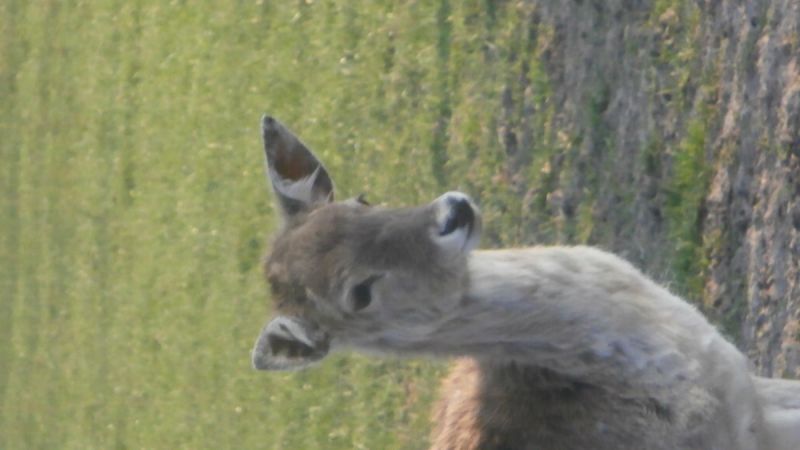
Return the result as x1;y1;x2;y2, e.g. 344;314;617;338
251;316;330;371
261;115;334;217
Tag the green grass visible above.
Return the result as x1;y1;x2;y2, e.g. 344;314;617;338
0;1;727;448
0;1;552;449
664;117;712;300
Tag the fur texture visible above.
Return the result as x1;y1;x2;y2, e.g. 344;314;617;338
252;117;800;450
428;248;764;449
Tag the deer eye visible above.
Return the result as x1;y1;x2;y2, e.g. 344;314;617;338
350;275;382;312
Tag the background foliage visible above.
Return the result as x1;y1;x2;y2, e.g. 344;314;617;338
2;0;799;449
0;2;544;449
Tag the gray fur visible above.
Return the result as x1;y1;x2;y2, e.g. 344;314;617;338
253;117;800;450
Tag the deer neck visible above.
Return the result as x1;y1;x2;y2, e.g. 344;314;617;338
429;248;588;365
417;247;697;392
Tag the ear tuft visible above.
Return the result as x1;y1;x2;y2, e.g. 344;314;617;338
252;316;330;371
261;116;334;217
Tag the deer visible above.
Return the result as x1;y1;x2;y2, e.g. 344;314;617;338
250;116;800;449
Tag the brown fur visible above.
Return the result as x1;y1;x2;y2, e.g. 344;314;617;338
431;359;716;450
251;117;800;450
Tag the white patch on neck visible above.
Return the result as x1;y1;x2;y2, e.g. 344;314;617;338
269;165;320;203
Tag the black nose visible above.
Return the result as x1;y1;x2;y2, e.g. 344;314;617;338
440;197;475;236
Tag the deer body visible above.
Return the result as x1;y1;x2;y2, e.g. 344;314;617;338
250;117;800;450
428;248;762;450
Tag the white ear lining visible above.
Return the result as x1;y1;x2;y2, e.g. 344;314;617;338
251;316;329;371
266;316;316;348
269;165;321;204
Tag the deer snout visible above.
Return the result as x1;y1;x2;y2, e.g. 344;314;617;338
431;192;481;254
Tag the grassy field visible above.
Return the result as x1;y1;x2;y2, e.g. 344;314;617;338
0;1;557;448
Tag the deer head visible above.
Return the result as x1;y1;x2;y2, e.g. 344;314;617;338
252;116;481;370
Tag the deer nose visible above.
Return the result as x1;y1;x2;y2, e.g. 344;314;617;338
438;193;475;236
432;192;481;253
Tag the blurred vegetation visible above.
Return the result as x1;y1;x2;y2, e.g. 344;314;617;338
1;0;716;449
